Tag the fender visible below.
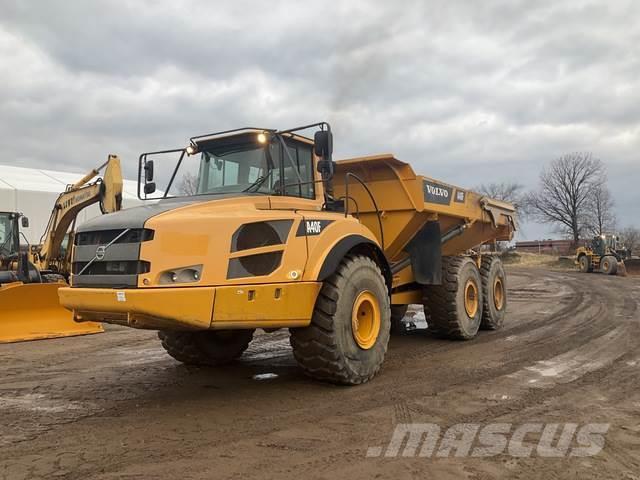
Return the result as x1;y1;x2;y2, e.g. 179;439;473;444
317;234;392;291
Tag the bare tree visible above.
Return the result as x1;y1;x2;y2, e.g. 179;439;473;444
526;152;604;245
476;182;529;217
475;182;526;251
621;226;640;254
178;172;198;196
585;182;615;236
476;182;523;203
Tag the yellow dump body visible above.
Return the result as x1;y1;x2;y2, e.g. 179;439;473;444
333;155;516;263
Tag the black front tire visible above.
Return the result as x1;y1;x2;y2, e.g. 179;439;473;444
158;329;254;366
600;255;618;275
289;255;390;385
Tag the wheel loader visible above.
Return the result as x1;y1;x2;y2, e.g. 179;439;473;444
575;234;635;276
59;123;515;384
0;155;123;343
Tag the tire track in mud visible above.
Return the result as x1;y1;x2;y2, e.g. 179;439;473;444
475;269;624;361
225;268;637;450
186;284;640;480
2;268;639;480
384;268;617;381
125;266;636;462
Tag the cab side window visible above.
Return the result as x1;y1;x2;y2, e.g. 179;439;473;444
282;142;314;199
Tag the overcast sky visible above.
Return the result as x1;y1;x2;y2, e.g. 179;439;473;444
1;0;638;239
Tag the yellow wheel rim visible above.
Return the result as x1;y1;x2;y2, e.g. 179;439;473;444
493;277;504;311
351;290;381;350
603;259;609;270
464;279;479;318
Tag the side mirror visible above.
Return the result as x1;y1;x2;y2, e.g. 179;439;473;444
314;130;333;159
316;159;335;176
144;160;154;182
21;216;29;228
144;182;156;195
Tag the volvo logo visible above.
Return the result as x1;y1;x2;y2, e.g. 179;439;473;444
95;245;106;260
77;228;131;276
423;180;453;206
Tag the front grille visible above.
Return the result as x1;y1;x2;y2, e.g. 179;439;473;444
73;260;150;276
72;228;153;288
75;228;154;246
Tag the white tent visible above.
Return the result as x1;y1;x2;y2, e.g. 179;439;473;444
0;164;141;244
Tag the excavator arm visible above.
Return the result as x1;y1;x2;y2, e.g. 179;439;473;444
32;155;123;275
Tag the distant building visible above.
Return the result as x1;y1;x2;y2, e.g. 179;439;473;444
515;239;575;256
0;164;140;244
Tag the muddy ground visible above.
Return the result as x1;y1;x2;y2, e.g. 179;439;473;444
1;267;639;479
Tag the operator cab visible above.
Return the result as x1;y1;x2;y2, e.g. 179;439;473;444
138;123;337;209
0;212;36;285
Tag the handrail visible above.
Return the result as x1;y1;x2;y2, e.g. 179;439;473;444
344;172;384;250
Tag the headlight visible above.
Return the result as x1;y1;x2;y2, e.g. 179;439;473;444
159;265;203;284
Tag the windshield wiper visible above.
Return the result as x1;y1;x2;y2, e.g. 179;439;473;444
243;138;279;194
243;169;275;193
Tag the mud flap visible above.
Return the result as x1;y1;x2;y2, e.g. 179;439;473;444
0;283;103;343
406;221;441;285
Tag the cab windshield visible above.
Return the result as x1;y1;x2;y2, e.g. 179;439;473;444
197;142;278;195
140;134;315;200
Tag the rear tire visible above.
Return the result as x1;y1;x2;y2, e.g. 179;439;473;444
289;255;390;385
390;305;408;334
600;255;618;275
479;256;507;330
423;256;483;340
158;329;254;366
578;254;591;273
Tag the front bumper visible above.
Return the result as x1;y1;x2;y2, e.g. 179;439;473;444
58;282;321;331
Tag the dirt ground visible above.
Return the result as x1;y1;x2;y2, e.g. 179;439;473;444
1;267;639;479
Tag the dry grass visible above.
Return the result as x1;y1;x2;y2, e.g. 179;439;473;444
500;251;576;270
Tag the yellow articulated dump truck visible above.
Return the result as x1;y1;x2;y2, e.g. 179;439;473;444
59;123;515;384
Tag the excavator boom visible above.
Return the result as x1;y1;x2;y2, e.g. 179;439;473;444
33;155;123;275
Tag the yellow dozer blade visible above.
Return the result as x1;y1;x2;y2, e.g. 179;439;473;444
0;282;103;343
623;259;640;276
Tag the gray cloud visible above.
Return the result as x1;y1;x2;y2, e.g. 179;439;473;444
1;0;638;237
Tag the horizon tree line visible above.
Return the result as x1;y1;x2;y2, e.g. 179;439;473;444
476;152;638;250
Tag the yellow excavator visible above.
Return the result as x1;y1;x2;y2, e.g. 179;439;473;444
0;155;123;343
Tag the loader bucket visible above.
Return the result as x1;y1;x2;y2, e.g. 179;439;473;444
0;282;103;343
623;259;640;276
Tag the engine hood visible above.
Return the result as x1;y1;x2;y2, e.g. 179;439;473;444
77;193;262;232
